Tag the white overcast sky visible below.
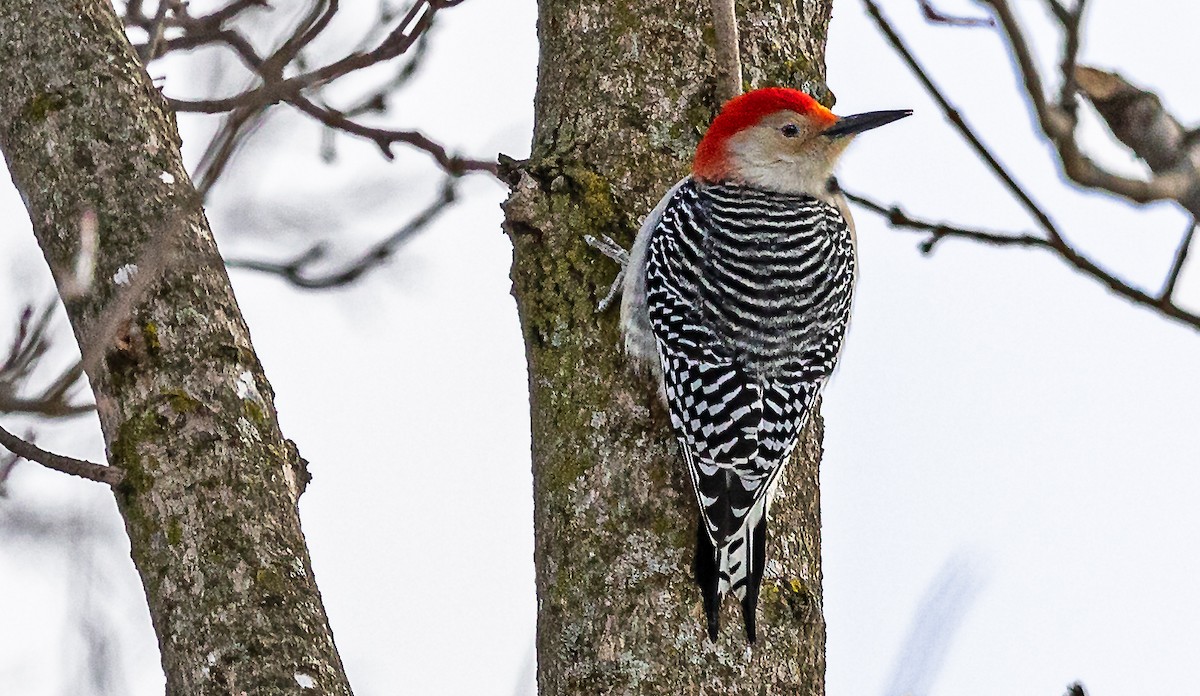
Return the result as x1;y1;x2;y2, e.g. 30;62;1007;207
2;1;1198;695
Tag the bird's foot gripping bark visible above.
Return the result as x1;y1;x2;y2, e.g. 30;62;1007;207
583;234;629;312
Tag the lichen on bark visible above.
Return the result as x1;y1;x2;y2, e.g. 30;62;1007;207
505;0;834;693
0;2;350;693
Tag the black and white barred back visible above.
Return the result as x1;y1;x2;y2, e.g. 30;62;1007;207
643;179;855;641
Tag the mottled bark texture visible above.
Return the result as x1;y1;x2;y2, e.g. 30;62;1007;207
503;1;833;693
0;2;351;694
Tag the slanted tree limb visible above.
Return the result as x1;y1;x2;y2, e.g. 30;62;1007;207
0;2;350;692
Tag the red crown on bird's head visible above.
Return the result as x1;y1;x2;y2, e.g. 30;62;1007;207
693;87;837;181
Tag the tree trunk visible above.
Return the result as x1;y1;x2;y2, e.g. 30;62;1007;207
0;3;351;694
503;0;833;693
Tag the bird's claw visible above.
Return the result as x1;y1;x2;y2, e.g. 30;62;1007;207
584;234;629;313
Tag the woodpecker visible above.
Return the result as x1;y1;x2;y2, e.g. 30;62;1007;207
620;87;909;643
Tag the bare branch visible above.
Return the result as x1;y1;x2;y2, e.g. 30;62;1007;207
193;104;273;197
1043;0;1071;25
977;0;1064;137
136;0;171;63
339;31;432;118
884;555;984;696
1056;0;1087;119
165;0;441;114
0;448;18;496
124;0;268;33
864;1;1200;324
916;0;994;28
225;179;458;288
0;424;122;486
0;305;93;418
1073;65;1200;216
260;0;339;78
710;0;742;104
978;1;1199;212
842;185;1200;333
862;0;1064;244
194;0;271;27
141;0;496;179
290;96;496;174
1162;219;1197;303
834;182;1053;253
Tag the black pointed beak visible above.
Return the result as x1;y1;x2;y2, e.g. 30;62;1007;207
823;109;912;138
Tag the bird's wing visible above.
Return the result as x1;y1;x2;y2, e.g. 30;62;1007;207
642;181;823;543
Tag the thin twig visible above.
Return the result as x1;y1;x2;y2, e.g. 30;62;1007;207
196;0;271;26
145;0;495;178
865;0;1200;333
193;104;273;197
978;0;1060;137
225;180;458;288
1161;219;1197;303
0;425;122;486
137;0;172;63
844;186;1200;332
0;448;18;495
916;0;994;28
1056;0;1088;119
0;305;93;418
1043;0;1071;24
260;0;339;78
835;183;1053;253
710;0;742;104
290;96;497;174
166;0;440;114
338;31;431;118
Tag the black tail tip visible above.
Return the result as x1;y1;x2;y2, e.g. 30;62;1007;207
694;517;722;642
739;513;768;644
741;596;758;644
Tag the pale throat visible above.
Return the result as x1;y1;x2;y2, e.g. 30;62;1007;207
723;134;849;201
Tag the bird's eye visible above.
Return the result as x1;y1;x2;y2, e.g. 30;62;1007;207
781;124;800;138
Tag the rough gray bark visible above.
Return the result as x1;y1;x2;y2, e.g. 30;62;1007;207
503;0;833;693
0;2;351;694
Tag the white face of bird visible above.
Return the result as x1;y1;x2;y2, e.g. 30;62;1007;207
691;88;911;198
723;108;912;197
723;110;853;197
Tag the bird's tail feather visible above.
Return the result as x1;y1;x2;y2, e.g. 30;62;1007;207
693;516;721;641
737;512;769;643
694;504;770;643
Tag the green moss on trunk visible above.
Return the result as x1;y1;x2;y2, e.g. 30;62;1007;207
506;0;834;693
0;2;351;694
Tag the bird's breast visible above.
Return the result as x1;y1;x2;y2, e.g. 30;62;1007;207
694;186;855;373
